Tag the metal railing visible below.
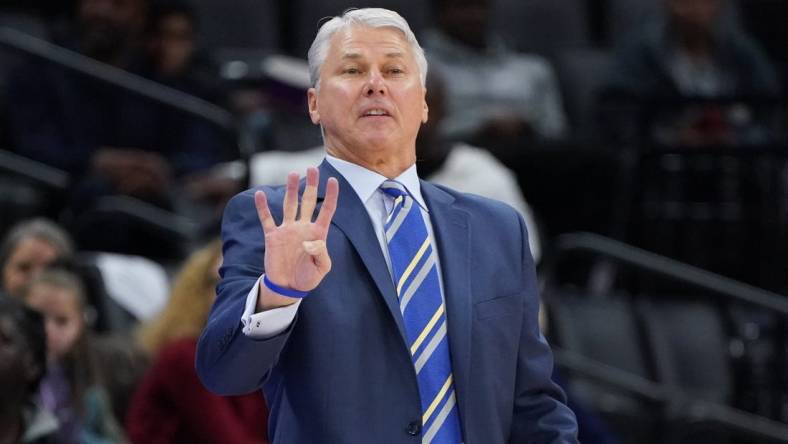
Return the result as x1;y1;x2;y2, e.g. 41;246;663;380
0;26;235;131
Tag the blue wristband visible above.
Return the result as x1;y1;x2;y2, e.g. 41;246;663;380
263;275;309;298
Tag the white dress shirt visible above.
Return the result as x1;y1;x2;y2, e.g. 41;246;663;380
241;154;444;338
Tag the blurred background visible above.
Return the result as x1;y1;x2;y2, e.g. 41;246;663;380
1;0;787;443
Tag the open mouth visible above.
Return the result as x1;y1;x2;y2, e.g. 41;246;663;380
360;108;392;118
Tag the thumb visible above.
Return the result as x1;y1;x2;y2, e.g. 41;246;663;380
303;240;331;274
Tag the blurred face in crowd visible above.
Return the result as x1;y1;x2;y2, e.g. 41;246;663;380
435;0;490;50
25;283;85;361
666;0;722;36
150;12;196;76
78;0;147;60
2;237;60;298
308;26;428;173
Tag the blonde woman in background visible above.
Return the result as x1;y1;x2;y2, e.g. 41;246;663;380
126;240;269;444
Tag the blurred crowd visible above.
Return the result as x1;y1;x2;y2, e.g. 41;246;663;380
1;0;787;443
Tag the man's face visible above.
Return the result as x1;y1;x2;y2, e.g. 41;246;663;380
26;283;84;361
308;26;428;162
2;237;59;298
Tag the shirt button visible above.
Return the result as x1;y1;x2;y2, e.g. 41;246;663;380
406;421;421;436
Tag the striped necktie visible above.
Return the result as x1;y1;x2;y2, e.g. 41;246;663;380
380;180;463;444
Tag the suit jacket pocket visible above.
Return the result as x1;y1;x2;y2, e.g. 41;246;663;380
474;292;522;320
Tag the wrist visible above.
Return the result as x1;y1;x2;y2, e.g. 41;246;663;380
257;275;308;310
257;286;299;311
263;275;309;298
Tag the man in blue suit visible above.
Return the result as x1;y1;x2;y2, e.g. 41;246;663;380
196;8;577;443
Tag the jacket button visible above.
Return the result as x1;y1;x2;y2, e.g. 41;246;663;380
406;421;421;436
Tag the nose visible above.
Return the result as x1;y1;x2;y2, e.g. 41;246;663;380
364;70;386;97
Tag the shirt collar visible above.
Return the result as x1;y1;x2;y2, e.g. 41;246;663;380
325;154;428;212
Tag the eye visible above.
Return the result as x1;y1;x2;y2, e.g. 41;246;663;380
343;67;361;75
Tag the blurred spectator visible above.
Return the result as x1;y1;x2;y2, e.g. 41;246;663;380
24;268;127;443
5;0;232;215
423;0;568;149
126;240;268;444
0;218;74;298
416;69;543;261
141;0;224;103
600;0;781;145
0;294;59;444
139;0;241;223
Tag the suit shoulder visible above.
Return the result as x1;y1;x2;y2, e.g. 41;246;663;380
433;183;522;222
226;184;287;212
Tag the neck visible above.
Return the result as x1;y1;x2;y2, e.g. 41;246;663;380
326;144;416;179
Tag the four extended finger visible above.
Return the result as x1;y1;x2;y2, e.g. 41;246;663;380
282;172;299;222
299;167;319;221
254;191;276;233
315;177;339;236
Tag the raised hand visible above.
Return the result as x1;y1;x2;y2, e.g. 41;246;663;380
254;167;339;309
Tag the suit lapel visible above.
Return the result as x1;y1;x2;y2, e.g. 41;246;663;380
420;181;472;430
316;161;408;341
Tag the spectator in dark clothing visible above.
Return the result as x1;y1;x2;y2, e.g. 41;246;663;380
6;0;233;257
7;0;229;191
0;295;59;444
141;0;224;104
138;0;241;215
606;0;779;99
600;0;781;145
423;0;567;152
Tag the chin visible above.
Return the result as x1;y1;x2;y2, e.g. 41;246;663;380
360;135;398;152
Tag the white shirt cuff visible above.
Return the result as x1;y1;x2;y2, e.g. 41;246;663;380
241;275;302;338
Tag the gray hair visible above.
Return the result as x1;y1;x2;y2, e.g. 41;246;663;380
307;8;428;89
0;218;74;268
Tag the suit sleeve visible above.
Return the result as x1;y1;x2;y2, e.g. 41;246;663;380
196;188;295;395
509;213;579;443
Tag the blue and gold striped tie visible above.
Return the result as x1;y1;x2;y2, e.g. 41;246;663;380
381;180;462;444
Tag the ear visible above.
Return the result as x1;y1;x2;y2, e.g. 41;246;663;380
307;88;320;124
421;89;429;124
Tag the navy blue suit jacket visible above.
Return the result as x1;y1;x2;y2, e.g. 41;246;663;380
196;161;577;443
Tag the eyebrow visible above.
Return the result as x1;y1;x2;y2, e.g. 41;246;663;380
340;51;406;61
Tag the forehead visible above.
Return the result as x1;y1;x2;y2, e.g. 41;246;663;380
27;284;80;311
11;236;57;258
327;26;413;60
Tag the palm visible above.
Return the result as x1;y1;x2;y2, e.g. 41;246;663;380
255;167;339;292
264;222;325;290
